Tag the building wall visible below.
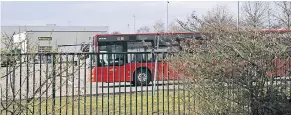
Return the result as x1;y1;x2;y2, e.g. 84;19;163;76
1;25;109;50
25;31;105;53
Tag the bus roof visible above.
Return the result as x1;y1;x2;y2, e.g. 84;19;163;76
94;32;202;42
93;32;200;37
254;29;291;33
93;29;291;37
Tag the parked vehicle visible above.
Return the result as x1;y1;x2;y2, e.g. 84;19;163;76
88;32;201;86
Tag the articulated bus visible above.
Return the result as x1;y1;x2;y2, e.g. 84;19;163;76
88;32;202;85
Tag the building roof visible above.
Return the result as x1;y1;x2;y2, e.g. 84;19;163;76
1;25;109;36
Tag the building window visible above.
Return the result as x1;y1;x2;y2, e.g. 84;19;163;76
38;37;52;41
38;46;52;53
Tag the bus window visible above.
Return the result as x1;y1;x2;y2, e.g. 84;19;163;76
98;44;125;66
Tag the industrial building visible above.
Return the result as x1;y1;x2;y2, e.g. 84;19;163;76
1;24;108;53
1;24;108;64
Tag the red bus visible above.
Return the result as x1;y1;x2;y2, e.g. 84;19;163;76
88;32;201;85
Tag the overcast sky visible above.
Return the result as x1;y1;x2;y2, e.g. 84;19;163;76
1;1;239;33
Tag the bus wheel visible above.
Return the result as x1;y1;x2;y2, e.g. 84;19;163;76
132;68;151;86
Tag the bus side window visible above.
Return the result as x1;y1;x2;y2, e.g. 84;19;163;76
132;54;143;62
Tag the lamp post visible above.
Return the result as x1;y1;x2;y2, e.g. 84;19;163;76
167;1;169;32
237;1;240;30
133;15;136;33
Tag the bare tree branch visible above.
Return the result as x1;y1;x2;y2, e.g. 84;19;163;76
241;1;270;29
137;26;151;33
273;1;291;29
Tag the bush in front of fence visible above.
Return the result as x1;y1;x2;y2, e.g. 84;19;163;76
167;12;291;115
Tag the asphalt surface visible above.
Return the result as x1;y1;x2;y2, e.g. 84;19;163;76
1;64;184;100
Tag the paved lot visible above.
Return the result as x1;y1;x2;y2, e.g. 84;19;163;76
1;64;184;100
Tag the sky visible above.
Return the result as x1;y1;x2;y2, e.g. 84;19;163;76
1;1;239;33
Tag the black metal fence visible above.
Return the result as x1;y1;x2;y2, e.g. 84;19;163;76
1;52;291;115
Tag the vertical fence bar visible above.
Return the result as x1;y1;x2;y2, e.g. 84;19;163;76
130;53;132;115
95;52;99;115
162;53;165;114
32;54;36;114
12;53;16;114
157;53;160;115
167;53;170;115
101;54;104;115
89;52;93;115
172;54;175;115
118;52;121;115
45;54;49;115
26;54;29;115
52;54;56;115
146;53;149;115
284;58;287;101
108;53;110;115
178;56;180;115
38;54;41;114
134;53;138;114
113;53;116;115
59;54;62;114
19;54;22;115
78;54;81;115
289;58;291;109
84;53;87;115
65;54;69;115
289;59;291;107
140;52;143;115
124;53;127;115
5;55;8;115
71;54;75;115
151;52;157;115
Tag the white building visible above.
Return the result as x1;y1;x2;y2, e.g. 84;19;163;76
1;25;108;63
1;24;108;53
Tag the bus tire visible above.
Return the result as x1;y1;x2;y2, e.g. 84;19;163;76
132;68;151;86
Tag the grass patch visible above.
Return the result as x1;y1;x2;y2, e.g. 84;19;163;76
2;90;192;115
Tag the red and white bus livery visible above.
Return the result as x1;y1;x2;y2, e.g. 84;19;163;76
88;32;201;85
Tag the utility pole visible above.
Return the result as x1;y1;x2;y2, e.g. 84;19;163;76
133;15;136;33
167;1;169;32
268;9;271;29
128;24;130;33
237;1;240;31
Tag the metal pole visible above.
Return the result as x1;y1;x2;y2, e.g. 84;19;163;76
128;24;130;33
133;15;136;33
167;1;169;32
268;9;271;29
237;1;240;30
153;35;160;95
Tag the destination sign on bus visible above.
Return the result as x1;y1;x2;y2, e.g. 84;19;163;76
96;33;201;42
97;35;134;41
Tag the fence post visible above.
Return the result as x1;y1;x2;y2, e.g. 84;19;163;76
52;53;56;113
153;35;160;95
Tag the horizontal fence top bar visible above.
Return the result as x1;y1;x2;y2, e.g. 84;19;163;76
0;51;179;55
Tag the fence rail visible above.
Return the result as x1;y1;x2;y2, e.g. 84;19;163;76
1;52;291;115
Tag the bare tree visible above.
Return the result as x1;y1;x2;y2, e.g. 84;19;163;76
177;5;236;32
202;5;236;29
168;22;188;32
136;26;151;33
273;1;291;29
168;4;291;115
112;31;121;34
1;31;88;114
153;20;165;32
176;11;202;32
241;1;270;29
